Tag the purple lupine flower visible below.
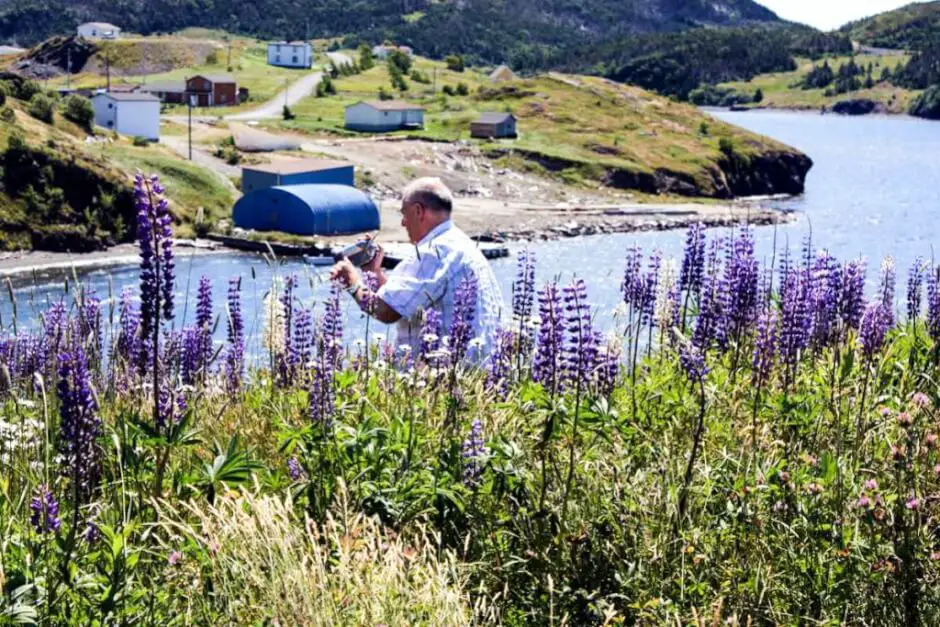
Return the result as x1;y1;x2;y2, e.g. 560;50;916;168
290;308;313;381
135;174;175;346
83;520;101;545
180;327;202;386
512;250;536;322
287;456;307;481
57;348;101;503
679;222;706;298
486;328;515;397
908;258;925;322
41;302;68;371
778;246;792;305
620;245;644;310
562;278;598;390
310;285;343;427
641;250;662;327
693;237;729;351
418;308;443;366
461;419;486;488
80;290;102;364
928;265;940;344
679;343;708;384
860;302;891;360
115;287;142;383
592;332;621;398
277;275;298;386
533;282;565;394
809;251;841;348
877;257;896;328
722;226;759;341
323;282;344;369
224;277;244;393
449;272;479;364
778;269;812;379
840;259;867;332
752;308;777;388
30;484;60;534
196;275;214;367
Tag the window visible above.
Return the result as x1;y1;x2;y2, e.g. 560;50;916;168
108;103;113;109
107;121;113;127
292;56;298;64
276;55;281;63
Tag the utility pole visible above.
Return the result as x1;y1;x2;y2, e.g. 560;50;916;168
284;77;289;111
226;36;232;69
188;96;194;160
66;48;71;90
105;52;111;92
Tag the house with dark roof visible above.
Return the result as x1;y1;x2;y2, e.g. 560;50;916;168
186;74;238;107
471;112;518;139
91;92;160;140
138;80;189;104
344;101;425;132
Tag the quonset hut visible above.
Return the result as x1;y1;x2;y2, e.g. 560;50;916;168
233;184;380;236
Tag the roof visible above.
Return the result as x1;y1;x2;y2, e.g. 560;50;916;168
243;159;353;175
350;100;425;112
139;80;187;93
79;22;120;30
108;83;141;93
93;92;160;102
475;112;515;124
489;65;517;81
269;41;310;46
233;184;380;236
190;74;237;84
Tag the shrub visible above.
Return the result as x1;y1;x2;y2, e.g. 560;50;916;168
718;136;735;157
699;121;709;136
442;85;456;96
0;105;14;123
445;54;465;72
206;50;220;65
753;88;764;103
456;82;469;96
14;78;41;102
358;43;375;71
378;87;393;101
910;84;940;120
388;49;412;74
0;82;7;107
132;136;150;147
62;95;94;131
282;105;296;120
28;93;55;124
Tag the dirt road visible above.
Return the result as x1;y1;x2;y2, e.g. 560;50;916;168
225;71;323;121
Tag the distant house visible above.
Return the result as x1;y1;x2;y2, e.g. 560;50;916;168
185;75;238;107
138;80;188;104
372;44;413;60
267;41;313;69
489;65;517;83
345;101;424;132
241;159;355;193
91;92;160;140
471;112;517;139
0;45;24;56
77;22;121;40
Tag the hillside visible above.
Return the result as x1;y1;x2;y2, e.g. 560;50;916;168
0;0;780;63
842;1;940;51
0;73;234;251
275;55;812;199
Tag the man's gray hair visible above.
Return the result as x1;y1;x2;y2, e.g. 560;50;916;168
402;177;454;214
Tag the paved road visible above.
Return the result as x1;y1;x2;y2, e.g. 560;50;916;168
225;70;323;121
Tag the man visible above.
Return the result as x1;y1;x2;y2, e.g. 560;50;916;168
330;177;504;360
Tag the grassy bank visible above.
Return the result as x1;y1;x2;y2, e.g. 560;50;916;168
5;174;940;623
720;53;920;113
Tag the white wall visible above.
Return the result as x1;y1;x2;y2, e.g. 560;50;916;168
77;24;120;39
267;43;313;68
93;97;160;141
345;104;423;131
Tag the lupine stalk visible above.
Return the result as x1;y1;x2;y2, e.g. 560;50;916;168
679;222;706;300
486;328;515;398
908;258;925;323
450;272;479;364
224;277;244;393
533;282;564;396
462;419;486;489
30;485;60;535
57;348;101;504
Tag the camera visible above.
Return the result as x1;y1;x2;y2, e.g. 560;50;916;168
334;238;379;267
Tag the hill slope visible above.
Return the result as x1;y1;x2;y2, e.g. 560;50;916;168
0;0;780;56
842;1;940;50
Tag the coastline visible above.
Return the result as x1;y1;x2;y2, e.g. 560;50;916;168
0;199;795;278
704;104;924;120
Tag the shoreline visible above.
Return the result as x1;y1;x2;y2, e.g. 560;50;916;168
705;104;925;121
0;200;795;278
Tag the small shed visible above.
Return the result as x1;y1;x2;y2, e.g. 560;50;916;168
78;22;121;40
471;112;517;139
241;159;355;193
489;65;517;83
233;184;380;236
91;92;160;140
345;101;424;132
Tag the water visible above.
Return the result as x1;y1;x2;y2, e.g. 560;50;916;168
5;110;940;348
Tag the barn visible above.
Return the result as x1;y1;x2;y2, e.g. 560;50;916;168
241;159;355;193
470;112;518;139
232;184;380;236
344;101;425;132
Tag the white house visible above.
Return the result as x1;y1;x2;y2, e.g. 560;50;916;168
344;101;424;132
92;93;160;140
371;44;413;60
267;41;313;69
77;22;121;39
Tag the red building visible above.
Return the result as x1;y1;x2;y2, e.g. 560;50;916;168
185;75;238;107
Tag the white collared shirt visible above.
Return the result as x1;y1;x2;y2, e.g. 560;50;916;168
376;220;504;360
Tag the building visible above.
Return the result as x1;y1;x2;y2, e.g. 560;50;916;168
471;112;518;139
267;41;313;69
344;101;424;132
91;92;160;140
372;44;413;60
0;45;24;56
138;80;188;104
489;65;517;83
233;184;380;236
186;74;238;107
77;22;121;40
241;159;355;193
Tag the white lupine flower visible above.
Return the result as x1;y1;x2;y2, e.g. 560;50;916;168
262;281;285;354
372;333;387;344
655;257;679;330
612;302;629;318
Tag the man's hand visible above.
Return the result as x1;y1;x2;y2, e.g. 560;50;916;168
362;243;385;275
330;258;360;289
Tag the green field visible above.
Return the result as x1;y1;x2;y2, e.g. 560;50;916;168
720;54;919;114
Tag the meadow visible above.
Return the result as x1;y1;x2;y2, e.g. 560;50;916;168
2;173;940;625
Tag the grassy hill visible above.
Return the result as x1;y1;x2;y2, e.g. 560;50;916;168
842;1;940;51
272;55;811;198
0;76;234;251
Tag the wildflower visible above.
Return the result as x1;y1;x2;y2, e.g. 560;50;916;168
533;282;564;394
287;457;307;482
927;265;940;343
29;485;60;534
805;482;824;495
859;302;890;359
839;258;867;332
168;550;182;566
57;349;101;503
772;500;787;513
115;287;142;380
935;464;940;476
679;343;708;384
277;275;298;386
897;412;913;427
911;392;931;409
864;479;878;491
135;173;175;346
450;272;479;363
906;497;920;510
809;251;841;347
679;222;706;298
878;257;896;327
461;419;486;488
654;257;679;331
290;308;313;381
224;277;244;393
880;406;892;418
927;433;937;448
180;327;202;386
196;276;214;366
83;520;101;545
722;226;759;341
512;250;536;322
310;285;344;427
752;308;777;387
486;328;515;397
857;496;872;509
562;278;597;390
908;257;925;321
778;269;812;378
418;309;443;366
592;333;622;398
620;245;644;310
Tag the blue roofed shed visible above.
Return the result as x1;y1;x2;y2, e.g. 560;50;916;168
233;184;380;235
241;159;355;193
